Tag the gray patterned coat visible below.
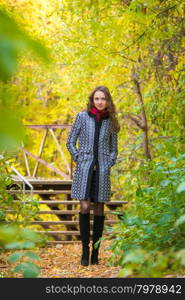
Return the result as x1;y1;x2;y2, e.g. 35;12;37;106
66;111;118;202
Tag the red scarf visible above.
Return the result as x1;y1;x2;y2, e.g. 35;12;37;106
90;106;109;122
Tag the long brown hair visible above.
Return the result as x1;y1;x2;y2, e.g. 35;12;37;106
85;86;120;134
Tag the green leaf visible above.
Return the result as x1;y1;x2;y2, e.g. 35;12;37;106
21;241;35;249
176;249;185;266
5;240;35;249
24;252;39;261
126;216;142;226
8;252;24;263
176;182;185;193
14;263;26;272
141;220;149;225
0;9;50;81
160;180;171;187
136;186;143;197
141;187;155;194
20;228;43;242
175;215;185;228
5;242;25;249
158;214;173;226
122;250;146;264
118;268;132;277
14;262;40;278
23;263;40;278
0;224;19;244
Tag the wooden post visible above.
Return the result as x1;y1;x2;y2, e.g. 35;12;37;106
32;129;48;177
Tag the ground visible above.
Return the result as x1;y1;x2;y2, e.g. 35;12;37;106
0;240;121;278
0;240;184;278
36;240;121;278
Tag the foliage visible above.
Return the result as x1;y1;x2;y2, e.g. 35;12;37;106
0;0;183;179
0;224;46;277
117;248;185;278
0;7;51;153
0;241;121;278
0;9;50;81
0;0;184;277
0;156;40;226
0;7;49;278
0;159;13;214
107;148;185;277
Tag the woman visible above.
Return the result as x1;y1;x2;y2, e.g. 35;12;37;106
66;86;120;266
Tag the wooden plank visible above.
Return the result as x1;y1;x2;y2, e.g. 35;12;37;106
49;128;71;174
7;190;71;194
32;129;48;177
21;142;31;176
19;147;70;179
47;241;81;244
10;177;72;185
25;125;71;129
34;210;123;215
28;200;80;205
36;230;109;235
9;210;73;214
31;220;118;225
37;231;81;235
5;209;123;218
31;221;73;225
12;200;128;205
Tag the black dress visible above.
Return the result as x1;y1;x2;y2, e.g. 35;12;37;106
88;113;103;203
89;165;97;202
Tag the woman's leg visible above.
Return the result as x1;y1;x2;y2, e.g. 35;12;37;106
79;200;90;266
91;202;105;264
94;202;104;216
80;200;90;214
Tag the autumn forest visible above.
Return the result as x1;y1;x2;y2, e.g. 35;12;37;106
0;0;184;279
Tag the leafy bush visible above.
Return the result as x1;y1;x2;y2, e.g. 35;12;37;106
0;224;46;277
0;159;46;278
8;252;40;278
0;158;40;225
0;8;50;278
107;150;185;277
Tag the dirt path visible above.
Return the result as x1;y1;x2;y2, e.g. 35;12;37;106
1;240;121;278
1;240;184;278
37;240;121;278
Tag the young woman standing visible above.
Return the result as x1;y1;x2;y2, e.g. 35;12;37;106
66;86;120;266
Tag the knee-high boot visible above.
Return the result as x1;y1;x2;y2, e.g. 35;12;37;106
79;212;90;266
91;215;105;265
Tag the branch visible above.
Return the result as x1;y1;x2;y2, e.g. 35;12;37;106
120;4;179;52
124;114;146;130
156;5;178;18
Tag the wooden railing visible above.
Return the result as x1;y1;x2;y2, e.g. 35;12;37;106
19;125;73;180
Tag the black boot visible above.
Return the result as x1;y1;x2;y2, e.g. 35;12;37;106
91;215;105;265
79;212;90;266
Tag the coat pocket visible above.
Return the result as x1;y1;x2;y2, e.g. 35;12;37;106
77;152;89;163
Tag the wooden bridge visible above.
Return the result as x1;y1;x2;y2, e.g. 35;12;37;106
3;124;127;245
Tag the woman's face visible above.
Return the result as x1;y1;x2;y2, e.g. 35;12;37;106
93;90;107;110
